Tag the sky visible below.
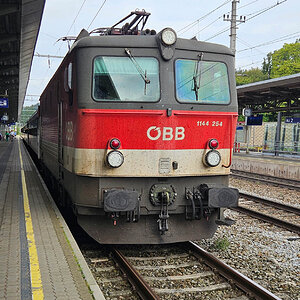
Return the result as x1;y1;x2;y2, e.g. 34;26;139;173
24;0;300;106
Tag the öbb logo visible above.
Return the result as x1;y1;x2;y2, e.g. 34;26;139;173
147;126;185;141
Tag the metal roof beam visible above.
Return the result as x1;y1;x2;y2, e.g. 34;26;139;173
0;34;18;45
0;51;19;57
0;74;18;78
0;86;18;92
0;79;18;84
0;68;19;75
253;106;300;113
1;77;18;82
270;87;292;96
244;91;265;99
0;4;19;17
0;63;19;68
0;59;19;65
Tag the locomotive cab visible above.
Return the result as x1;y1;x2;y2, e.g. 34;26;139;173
38;11;239;244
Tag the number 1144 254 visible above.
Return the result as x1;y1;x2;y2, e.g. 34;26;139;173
197;121;223;127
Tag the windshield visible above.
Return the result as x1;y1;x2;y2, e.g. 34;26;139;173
93;56;160;102
175;59;230;104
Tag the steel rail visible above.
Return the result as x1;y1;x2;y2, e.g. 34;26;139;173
239;192;300;215
231;206;300;234
231;170;300;190
111;247;160;300
185;241;281;300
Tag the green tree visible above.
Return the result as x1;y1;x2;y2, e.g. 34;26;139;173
262;52;272;78
238;40;300;83
235;68;268;86
20;103;39;125
236;41;300;122
270;41;300;77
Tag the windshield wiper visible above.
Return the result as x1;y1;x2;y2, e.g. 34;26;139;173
192;52;203;101
125;48;150;95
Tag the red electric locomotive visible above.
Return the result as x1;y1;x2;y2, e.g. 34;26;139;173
23;10;239;244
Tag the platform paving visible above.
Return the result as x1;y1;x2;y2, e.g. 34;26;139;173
0;139;104;300
232;152;300;181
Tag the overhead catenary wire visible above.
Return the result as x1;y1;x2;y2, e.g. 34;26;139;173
66;0;87;35
35;1;89;92
245;0;287;22
41;32;58;40
87;0;108;30
32;0;108;95
26;0;107;106
237;37;268;56
55;0;87;53
235;37;266;70
237;32;300;69
236;30;299;69
178;0;231;35
237;0;260;12
238;31;300;53
204;0;288;42
236;60;263;69
236;41;298;66
223;0;260;16
203;1;262;42
204;26;229;42
192;15;223;38
34;53;64;58
34;2;86;91
201;0;290;71
24;99;40;102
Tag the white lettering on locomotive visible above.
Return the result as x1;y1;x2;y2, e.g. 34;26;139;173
147;126;161;140
66;121;73;141
175;127;185;140
147;126;185;141
163;127;173;140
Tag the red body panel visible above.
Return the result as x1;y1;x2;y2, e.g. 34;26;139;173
65;109;238;150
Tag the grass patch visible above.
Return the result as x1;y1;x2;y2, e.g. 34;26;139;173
214;237;230;251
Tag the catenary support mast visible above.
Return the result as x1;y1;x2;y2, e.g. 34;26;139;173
223;0;246;56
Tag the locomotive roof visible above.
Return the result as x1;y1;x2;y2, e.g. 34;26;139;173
72;34;234;56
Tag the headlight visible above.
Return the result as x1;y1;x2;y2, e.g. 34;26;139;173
107;151;124;168
205;150;221;167
161;28;177;46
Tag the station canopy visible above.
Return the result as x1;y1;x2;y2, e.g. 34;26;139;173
237;73;300;114
0;0;45;123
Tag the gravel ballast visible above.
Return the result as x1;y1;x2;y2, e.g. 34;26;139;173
196;177;300;300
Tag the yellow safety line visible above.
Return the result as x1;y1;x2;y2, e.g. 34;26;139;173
18;140;44;300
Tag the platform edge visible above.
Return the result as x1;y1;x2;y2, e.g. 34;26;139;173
27;149;106;300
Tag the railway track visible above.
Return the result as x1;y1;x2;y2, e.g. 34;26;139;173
230;170;300;191
83;242;280;300
232;192;300;234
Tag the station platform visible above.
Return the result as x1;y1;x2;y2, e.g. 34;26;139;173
0;138;105;300
232;152;300;181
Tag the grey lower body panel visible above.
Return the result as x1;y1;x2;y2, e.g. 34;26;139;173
63;171;230;209
60;169;237;244
78;212;219;244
